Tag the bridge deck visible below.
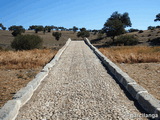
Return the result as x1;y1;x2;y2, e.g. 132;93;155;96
16;41;147;120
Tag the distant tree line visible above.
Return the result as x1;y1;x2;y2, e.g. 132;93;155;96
5;24;96;39
0;23;103;37
1;12;160;49
28;25;80;33
2;25;80;33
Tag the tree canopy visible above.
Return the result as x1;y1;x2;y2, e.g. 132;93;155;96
45;26;54;32
103;11;132;42
0;23;6;30
8;25;24;31
154;13;160;22
8;25;25;36
73;26;78;33
77;28;90;39
52;32;62;41
29;25;44;33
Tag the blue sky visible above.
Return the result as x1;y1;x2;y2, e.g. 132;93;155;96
0;0;159;30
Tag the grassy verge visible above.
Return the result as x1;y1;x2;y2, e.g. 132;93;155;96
99;46;160;63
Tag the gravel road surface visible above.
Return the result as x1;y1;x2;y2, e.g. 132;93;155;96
16;41;147;120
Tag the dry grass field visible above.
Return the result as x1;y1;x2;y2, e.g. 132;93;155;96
99;46;160;63
0;49;57;107
99;46;160;100
0;49;57;69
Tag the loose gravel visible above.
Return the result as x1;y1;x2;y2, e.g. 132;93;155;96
16;41;148;120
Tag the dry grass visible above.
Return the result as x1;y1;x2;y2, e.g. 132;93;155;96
0;49;57;69
0;48;57;107
99;46;160;63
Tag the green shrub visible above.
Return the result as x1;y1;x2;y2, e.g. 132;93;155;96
128;28;139;32
11;34;43;50
148;26;156;30
115;35;139;46
97;33;104;39
77;28;90;39
52;32;62;41
149;37;160;45
138;30;143;33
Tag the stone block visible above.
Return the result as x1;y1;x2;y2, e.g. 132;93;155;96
137;92;160;114
13;85;33;107
121;75;136;89
127;83;147;99
0;100;20;120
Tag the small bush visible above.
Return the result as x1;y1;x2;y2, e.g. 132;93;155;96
148;26;156;30
97;33;104;39
77;31;90;39
115;35;139;46
52;32;62;41
156;26;160;29
11;34;43;50
128;28;139;32
138;30;144;33
149;37;160;45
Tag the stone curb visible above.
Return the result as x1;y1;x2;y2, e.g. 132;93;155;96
0;100;20;120
84;38;160;119
12;85;33;107
0;38;71;120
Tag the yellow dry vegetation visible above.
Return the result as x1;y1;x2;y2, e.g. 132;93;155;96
0;49;57;69
99;46;160;63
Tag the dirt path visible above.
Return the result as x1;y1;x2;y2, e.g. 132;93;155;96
16;41;147;120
